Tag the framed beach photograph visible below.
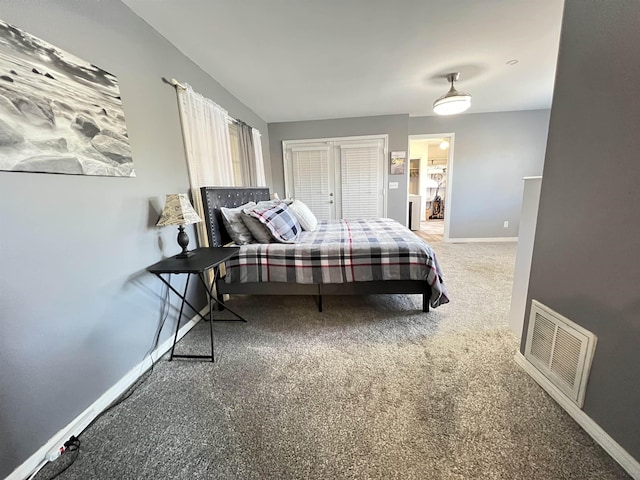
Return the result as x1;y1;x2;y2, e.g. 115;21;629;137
0;18;134;177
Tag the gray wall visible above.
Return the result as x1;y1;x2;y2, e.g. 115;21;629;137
0;1;270;477
268;115;410;225
410;110;550;239
524;0;640;461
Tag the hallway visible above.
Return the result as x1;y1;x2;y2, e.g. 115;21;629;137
417;219;444;243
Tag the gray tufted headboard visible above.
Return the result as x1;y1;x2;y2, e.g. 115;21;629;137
200;186;270;247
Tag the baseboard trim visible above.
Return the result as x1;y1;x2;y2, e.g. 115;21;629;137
445;236;518;243
7;307;208;480
514;352;640;479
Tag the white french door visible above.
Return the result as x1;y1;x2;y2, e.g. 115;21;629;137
289;143;335;219
337;140;385;219
283;135;387;220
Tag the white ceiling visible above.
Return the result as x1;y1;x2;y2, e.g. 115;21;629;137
123;0;564;123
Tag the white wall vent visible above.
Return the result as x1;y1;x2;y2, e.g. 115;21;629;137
524;300;597;408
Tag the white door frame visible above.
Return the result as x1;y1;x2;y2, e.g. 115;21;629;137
282;134;389;218
408;132;455;242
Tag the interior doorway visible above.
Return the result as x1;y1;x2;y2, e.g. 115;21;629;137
408;133;454;242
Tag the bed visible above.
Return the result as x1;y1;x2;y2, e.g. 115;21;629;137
200;186;449;312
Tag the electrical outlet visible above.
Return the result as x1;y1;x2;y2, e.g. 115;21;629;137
503;221;509;228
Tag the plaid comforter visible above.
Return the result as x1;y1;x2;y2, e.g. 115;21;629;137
224;218;450;308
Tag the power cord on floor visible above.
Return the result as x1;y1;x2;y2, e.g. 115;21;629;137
28;436;81;480
29;280;173;480
45;436;80;480
85;277;172;426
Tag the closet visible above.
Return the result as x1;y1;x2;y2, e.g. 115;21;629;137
283;135;387;220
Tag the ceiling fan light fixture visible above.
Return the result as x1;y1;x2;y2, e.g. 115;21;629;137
433;72;471;115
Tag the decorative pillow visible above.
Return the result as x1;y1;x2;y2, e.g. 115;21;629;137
256;199;293;208
288;199;318;231
240;211;273;244
245;203;301;243
220;201;256;245
255;199;282;208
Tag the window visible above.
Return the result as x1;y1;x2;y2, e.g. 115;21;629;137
228;121;244;186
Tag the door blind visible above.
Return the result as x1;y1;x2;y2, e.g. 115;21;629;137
340;143;383;219
291;147;331;220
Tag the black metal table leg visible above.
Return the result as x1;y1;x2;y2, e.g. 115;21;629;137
207;278;215;362
197;269;247;322
154;273;210;323
169;274;190;361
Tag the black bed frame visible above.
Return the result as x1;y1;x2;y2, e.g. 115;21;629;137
200;186;431;312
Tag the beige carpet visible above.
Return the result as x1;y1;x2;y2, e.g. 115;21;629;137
38;240;631;480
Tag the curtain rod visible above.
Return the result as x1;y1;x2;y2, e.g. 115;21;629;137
166;76;259;133
168;77;186;90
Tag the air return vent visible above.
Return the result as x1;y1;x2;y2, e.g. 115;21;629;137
524;300;597;408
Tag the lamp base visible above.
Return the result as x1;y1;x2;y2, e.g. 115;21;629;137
175;225;192;259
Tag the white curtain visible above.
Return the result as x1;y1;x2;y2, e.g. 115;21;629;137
252;127;266;186
176;83;234;246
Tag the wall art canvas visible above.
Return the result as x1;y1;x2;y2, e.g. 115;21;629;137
0;19;134;177
390;151;406;175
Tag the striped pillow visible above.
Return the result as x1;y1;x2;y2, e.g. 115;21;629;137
245;203;301;243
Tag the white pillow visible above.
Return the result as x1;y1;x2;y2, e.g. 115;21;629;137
288;199;318;231
220;201;256;245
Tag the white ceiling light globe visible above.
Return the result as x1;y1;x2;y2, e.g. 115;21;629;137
433;72;471;115
433;95;471;115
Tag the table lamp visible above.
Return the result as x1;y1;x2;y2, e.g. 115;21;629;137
156;193;202;258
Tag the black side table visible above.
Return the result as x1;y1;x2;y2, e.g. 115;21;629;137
147;247;245;362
